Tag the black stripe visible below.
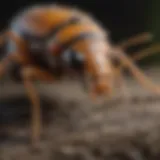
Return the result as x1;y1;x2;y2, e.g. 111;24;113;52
45;17;81;40
23;17;81;42
23;17;81;43
56;32;103;53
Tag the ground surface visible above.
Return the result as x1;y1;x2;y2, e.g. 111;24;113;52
1;67;160;160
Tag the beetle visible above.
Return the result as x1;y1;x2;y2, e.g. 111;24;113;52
0;4;160;149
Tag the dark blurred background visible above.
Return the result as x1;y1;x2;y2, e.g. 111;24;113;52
0;0;149;41
0;0;159;63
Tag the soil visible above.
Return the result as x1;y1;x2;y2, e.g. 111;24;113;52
1;67;160;160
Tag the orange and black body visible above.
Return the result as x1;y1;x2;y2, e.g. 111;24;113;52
0;4;156;149
5;4;113;93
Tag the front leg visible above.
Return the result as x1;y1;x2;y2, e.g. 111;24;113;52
20;66;54;149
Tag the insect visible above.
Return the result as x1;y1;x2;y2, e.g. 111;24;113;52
0;4;160;149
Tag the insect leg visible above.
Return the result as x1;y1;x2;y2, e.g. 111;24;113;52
21;66;54;148
131;43;160;61
114;48;160;94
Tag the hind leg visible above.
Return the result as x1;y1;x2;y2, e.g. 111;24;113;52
20;66;54;149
